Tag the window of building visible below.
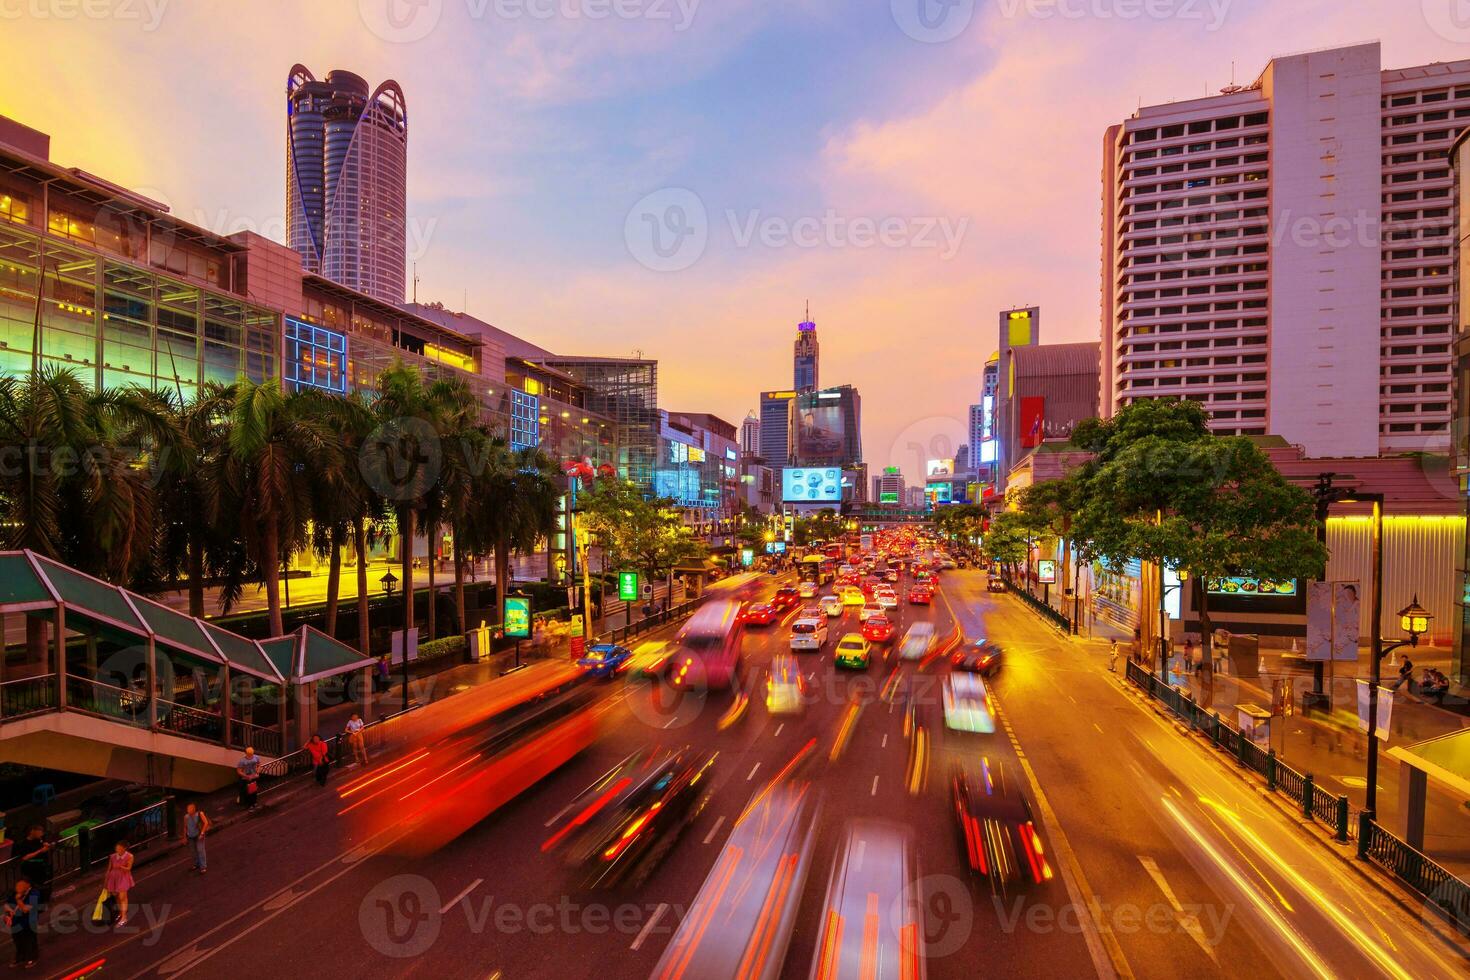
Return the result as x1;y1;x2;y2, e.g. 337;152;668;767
284;317;347;394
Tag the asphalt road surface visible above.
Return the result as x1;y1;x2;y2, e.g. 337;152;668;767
43;569;1469;980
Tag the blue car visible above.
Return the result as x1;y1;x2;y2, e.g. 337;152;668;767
578;643;633;679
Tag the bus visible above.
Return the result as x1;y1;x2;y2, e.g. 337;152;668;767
669;599;743;691
799;553;836;589
337;661;598;855
650;781;820;980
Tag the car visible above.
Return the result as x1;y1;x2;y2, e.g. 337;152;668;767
790;617;829;652
819;594;844;617
885;570;900;583
577;643;634;679
834;633;872;670
859;603;884;623
861;613;895;643
908;587;932;605
626;640;674;680
898;622;937;661
797;581;818;599
875;590;899;610
809;821;926;980
766;655;807;715
552;747;717;888
942;673;996;733
952;759;1053;889
741;602;778;626
771;587;802;610
952;641;1003;675
987;577;1007;594
840;586;866;606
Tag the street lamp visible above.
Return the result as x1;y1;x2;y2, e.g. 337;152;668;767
379;569;398;597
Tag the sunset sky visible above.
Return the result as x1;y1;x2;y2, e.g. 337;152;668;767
2;0;1462;486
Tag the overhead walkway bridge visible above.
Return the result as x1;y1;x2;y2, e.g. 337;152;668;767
0;552;373;791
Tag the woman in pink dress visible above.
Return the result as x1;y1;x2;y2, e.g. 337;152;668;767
104;841;135;926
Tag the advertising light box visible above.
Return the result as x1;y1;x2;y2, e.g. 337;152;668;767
783;467;842;502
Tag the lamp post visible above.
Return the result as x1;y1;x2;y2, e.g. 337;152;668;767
379;570;398;597
1337;491;1433;817
1156;564;1187;677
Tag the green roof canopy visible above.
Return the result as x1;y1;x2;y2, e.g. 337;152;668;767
0;554;53;607
263;626;374;685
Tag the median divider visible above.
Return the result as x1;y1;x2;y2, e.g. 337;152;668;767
1123;660;1470;935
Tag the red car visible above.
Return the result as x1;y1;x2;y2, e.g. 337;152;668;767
771;587;802;610
908;587;933;605
862;614;895;643
742;602;777;625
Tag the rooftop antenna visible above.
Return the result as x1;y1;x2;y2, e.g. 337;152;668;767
412;263;419;304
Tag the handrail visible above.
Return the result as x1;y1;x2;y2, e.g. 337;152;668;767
0;673;57;719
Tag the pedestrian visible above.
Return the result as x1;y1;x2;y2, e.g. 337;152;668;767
1392;654;1415;692
4;877;38;969
237;746;261;810
1108;640;1121;673
1183;637;1197;674
14;826;52;904
103;841;135;928
306;734;331;787
345;712;368;766
375;654;390;692
183;803;210;874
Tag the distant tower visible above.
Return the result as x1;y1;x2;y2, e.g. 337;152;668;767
286;66;408;303
741;412;761;455
794;303;819;392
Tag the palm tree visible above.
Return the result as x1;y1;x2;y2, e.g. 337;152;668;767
211;380;341;637
416;376;479;641
0;366;179;586
307;392;384;641
476;446;560;626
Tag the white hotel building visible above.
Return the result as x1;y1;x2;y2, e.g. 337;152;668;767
1102;42;1470;458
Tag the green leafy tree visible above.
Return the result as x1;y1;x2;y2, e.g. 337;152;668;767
581;479;705;607
793;508;845;547
1068;400;1327;663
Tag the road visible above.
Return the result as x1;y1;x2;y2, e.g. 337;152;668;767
43;568;1468;980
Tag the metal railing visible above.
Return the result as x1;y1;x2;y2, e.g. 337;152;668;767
1123;661;1470;928
66;675;149;725
156;699;223;742
1359;815;1470;934
0;797;171;893
1001;577;1072;632
0;674;56;718
230;719;283;757
596;599;699;645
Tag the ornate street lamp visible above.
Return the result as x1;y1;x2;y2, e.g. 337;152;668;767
379;569;398;597
1398;596;1432;641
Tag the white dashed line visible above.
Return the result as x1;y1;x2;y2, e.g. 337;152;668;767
631;903;670;950
773;723;784;737
702;815;727;845
871;776;880;796
747;762;761;781
881;734;888;748
440;878;483;915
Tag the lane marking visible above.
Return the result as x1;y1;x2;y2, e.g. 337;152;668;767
1093;723;1105;735
631;903;670;951
1137;856;1216;962
440;878;484;915
773;723;784;738
881;733;888;748
746;762;762;781
871;775;880;796
702;815;727;845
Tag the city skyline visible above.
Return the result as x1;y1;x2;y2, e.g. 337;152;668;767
1;1;1461;486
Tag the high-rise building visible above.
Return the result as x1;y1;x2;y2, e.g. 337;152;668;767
759;389;795;465
874;468;905;505
1102;42;1468;457
740;412;761;455
794;307;819;391
286;66;408;304
790;385;862;467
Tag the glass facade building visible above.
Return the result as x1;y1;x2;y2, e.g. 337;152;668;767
539;356;658;488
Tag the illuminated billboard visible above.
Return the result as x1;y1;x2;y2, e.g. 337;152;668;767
879;491;900;504
795;401;846;463
926;482;952;504
926;459;954;478
979;440;998;464
1207;577;1298;598
783;467;842;503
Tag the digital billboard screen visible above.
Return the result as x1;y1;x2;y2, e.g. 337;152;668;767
879;491;900;504
796;401;846;463
783;467;842;503
926;482;952;504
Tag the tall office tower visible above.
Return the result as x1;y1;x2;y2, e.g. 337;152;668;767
1103;42;1470;456
287;66;408;304
794;307;819;392
759;390;795;465
790;385;862;467
741;412;761;455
